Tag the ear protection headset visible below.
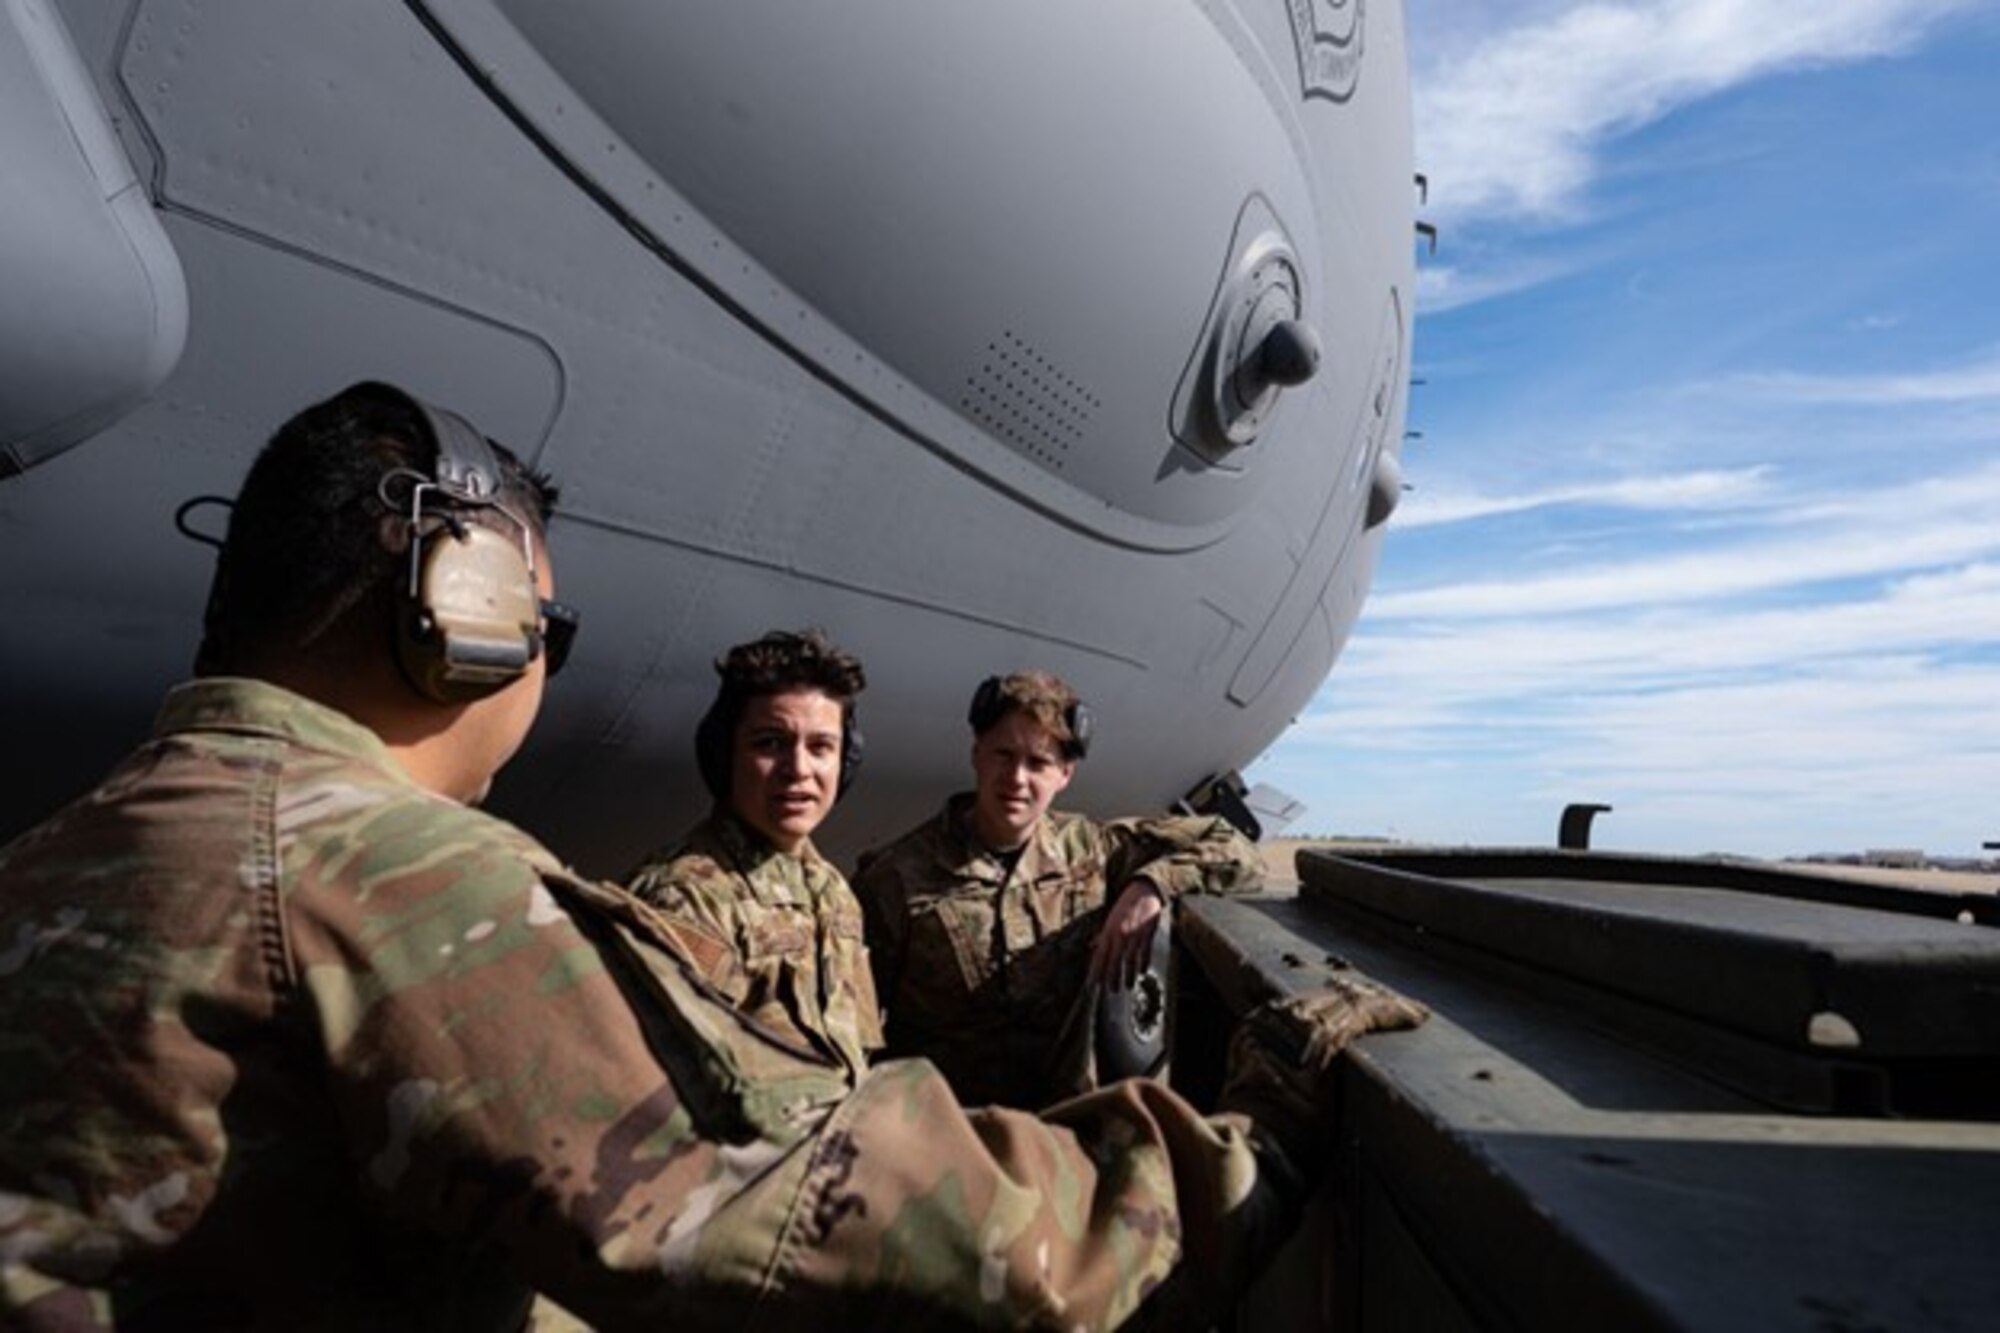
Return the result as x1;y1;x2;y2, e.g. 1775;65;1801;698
967;675;1092;760
694;690;866;803
357;382;544;703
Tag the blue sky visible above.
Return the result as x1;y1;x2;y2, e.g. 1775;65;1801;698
1251;0;2000;859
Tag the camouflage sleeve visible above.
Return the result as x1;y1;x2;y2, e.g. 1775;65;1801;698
850;852;908;1018
1099;815;1264;902
288;819;819;1323
624;855;753;1000
761;1063;1300;1330
1220;978;1429;1177
292;825;1295;1329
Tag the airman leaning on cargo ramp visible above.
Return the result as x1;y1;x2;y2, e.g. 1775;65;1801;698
0;381;1426;1330
857;669;1267;1111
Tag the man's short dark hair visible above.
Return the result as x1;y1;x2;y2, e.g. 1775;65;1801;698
196;382;558;674
693;629;867;801
712;629;866;728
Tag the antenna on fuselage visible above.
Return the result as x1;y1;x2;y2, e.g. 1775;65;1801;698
1414;174;1438;254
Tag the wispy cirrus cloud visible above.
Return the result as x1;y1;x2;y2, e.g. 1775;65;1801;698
1321;561;2000;712
1265;563;2000;855
1375;460;2000;619
1416;256;1585;314
1373;517;2000;619
1717;347;2000;405
1396;466;1774;528
1416;0;1980;224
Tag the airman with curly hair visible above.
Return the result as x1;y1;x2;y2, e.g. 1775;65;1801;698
625;629;881;1078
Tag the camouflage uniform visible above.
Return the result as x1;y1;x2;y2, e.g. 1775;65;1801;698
855;794;1263;1109
0;679;1313;1329
625;812;881;1081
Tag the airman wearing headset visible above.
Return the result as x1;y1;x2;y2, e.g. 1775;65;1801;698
623;629;883;1080
854;670;1266;1110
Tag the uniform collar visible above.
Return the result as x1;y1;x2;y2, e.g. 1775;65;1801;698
154;677;403;775
944;792;1062;883
706;805;825;876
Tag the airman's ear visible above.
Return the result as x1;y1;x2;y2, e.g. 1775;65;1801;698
377;512;413;556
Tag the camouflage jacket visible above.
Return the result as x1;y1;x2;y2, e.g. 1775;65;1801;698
854;795;1263;1109
1;679;1301;1329
624;812;881;1081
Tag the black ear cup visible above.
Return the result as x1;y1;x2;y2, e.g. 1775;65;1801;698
837;712;864;797
1063;701;1093;760
694;697;732;802
967;675;1005;733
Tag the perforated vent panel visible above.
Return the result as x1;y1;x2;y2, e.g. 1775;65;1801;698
958;331;1099;471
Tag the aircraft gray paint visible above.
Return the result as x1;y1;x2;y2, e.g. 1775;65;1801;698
1;0;1414;873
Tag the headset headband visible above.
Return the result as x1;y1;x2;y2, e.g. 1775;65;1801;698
350;382;538;594
350;380;503;506
414;399;501;503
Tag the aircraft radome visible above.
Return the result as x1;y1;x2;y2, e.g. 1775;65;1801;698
1;0;1415;871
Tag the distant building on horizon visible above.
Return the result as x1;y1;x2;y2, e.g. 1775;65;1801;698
1862;849;1926;870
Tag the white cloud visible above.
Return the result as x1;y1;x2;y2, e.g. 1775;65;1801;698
1397;466;1773;528
1720;348;2000;405
1262;575;2000;855
1416;0;1979;223
1416;256;1581;314
1320;561;2000;710
1374;460;2000;619
1500;663;2000;855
